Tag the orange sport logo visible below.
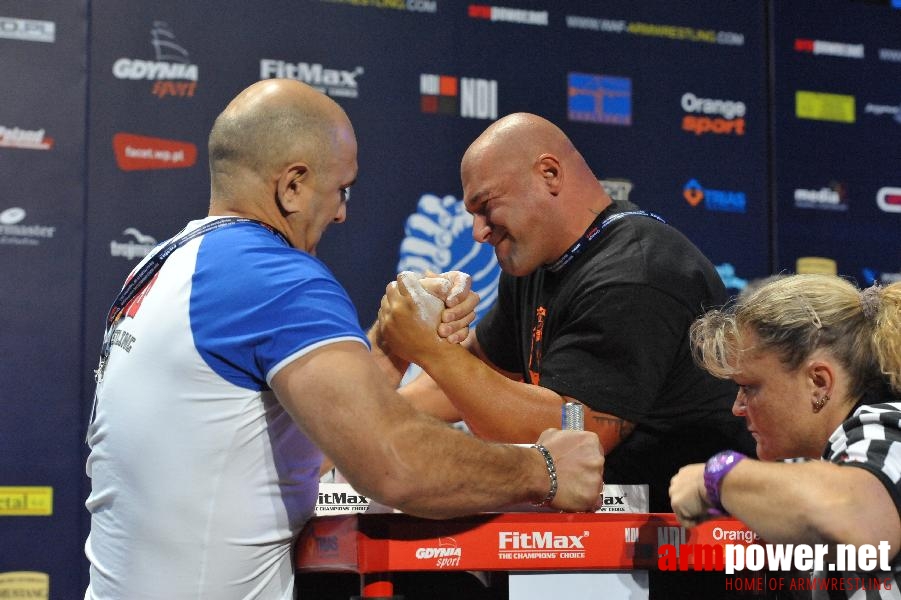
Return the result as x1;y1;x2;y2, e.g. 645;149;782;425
681;92;746;136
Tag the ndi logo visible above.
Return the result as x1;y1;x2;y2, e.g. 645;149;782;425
397;194;500;322
420;74;498;119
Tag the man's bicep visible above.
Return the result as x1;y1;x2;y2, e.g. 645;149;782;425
269;341;411;484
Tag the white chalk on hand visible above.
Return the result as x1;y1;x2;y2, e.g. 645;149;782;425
419;276;453;300
398;271;445;324
440;271;472;306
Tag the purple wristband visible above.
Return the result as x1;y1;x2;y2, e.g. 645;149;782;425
703;450;747;516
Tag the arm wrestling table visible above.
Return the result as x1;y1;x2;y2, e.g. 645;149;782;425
295;511;756;599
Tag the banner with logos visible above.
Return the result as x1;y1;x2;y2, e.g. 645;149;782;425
0;2;88;598
771;0;901;285
1;1;898;598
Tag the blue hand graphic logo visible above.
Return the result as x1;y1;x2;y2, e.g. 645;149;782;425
397;193;500;323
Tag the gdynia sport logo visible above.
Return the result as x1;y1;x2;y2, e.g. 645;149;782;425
658;539;894;593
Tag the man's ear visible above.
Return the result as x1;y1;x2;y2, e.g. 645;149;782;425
276;163;309;215
536;153;562;195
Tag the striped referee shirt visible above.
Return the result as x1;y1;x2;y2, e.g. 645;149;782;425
810;401;901;600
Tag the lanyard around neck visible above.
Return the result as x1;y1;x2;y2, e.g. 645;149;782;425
95;217;286;382
545;210;666;273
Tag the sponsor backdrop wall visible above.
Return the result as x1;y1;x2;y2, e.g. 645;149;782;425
1;0;898;597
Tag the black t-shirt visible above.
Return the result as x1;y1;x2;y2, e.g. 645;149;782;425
477;200;756;511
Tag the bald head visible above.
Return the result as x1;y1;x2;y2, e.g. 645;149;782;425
462;113;579;177
460;113;611;275
208;79;353;199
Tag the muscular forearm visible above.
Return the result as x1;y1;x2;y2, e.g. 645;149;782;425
367;323;410;387
415;343;565;443
398;371;463;423
412;343;633;451
721;460;900;552
373;417;553;518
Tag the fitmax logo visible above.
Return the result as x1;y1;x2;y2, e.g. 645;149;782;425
317;492;368;505
498;531;588;550
261;60;363;98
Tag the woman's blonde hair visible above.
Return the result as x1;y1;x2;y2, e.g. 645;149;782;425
690;274;901;399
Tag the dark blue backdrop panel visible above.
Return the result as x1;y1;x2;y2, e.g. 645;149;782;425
550;0;770;296
0;1;87;597
2;1;898;599
772;0;901;284
312;0;772;316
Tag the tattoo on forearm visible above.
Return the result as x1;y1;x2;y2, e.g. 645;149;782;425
590;415;636;442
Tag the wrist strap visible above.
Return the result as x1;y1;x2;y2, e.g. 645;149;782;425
704;450;747;516
531;444;558;507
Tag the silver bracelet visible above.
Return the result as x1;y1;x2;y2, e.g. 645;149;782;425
531;443;558;507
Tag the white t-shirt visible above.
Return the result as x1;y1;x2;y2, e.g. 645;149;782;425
85;218;368;599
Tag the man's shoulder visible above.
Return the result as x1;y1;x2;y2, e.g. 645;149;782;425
198;224;335;284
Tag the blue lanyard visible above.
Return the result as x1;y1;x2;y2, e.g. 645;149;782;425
545;210;666;273
94;217;286;383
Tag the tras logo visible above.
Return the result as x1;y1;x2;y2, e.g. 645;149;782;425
420;74;498;120
683;179;747;213
415;537;461;568
112;21;198;99
397;194;500;322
